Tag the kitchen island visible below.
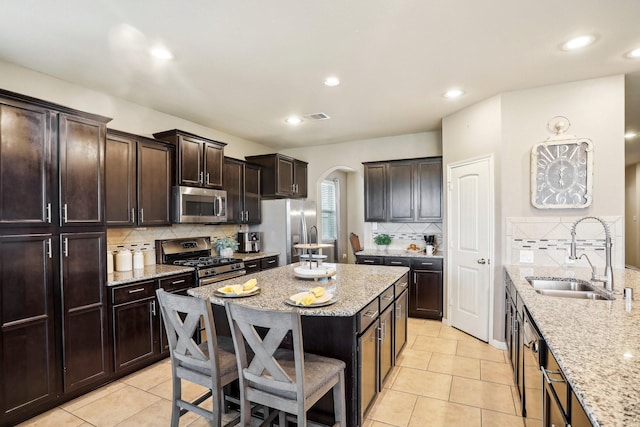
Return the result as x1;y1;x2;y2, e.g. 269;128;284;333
189;262;410;426
505;265;640;426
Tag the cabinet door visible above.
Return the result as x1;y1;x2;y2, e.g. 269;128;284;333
293;160;308;198
379;304;394;387
416;158;443;222
244;260;261;274
203;142;223;188
112;282;157;373
138;141;171;226
388;161;414;222
0;234;57;418
364;164;387;222
223;158;243;223
276;156;295;196
105;133;136;226
0;99;54;227
394;289;408;360
60;232;110;392
179;136;203;186
410;270;443;319
244;163;261;223
358;322;378;419
59;114;105;226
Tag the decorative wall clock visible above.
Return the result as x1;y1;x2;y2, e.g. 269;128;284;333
531;116;593;209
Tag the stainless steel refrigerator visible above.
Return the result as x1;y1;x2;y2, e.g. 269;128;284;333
251;199;317;266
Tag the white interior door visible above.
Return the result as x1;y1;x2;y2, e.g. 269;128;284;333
447;156;493;342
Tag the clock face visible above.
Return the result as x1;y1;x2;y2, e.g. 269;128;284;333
531;139;593;209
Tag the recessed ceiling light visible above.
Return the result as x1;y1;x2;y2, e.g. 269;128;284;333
625;48;640;59
443;89;464;99
561;35;596;51
285;116;303;125
625;132;637;139
150;45;174;60
324;76;340;87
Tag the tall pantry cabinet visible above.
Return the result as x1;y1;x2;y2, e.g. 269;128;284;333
0;89;111;426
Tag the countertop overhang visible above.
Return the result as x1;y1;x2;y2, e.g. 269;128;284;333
189;263;409;316
504;265;640;426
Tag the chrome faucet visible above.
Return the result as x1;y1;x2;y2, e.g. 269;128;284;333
569;216;613;291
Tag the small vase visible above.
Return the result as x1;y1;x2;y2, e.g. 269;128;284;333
377;244;387;251
220;247;234;258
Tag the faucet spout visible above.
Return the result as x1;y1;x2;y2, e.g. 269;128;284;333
569;216;614;291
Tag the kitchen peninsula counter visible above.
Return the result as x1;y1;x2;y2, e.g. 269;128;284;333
189;263;410;426
189;262;408;316
505;265;640;426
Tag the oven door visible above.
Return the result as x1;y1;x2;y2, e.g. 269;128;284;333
199;269;246;286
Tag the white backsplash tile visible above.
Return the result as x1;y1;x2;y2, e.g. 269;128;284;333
366;222;444;252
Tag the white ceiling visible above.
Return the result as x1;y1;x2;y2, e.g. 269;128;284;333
0;0;639;149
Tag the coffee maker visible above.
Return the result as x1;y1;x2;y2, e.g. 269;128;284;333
423;235;437;254
237;232;261;253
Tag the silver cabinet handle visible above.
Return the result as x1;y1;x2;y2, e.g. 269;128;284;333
62;203;68;223
131;208;135;223
390;261;402;265
199;171;204;184
47;238;52;259
46;203;51;223
63;237;69;257
541;366;565;384
420;262;433;266
245;211;249;222
364;310;378;318
477;258;487;264
382;294;394;301
267;259;275;264
377;325;383;342
398;281;408;289
128;288;145;294
171;279;185;285
396;302;402;319
247;263;258;268
206;173;210;185
151;300;156;316
139;208;144;223
363;259;375;264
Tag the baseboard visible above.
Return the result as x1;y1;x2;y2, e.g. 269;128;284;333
491;338;507;350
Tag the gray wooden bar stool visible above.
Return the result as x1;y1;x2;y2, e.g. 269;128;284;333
225;301;347;427
156;289;239;427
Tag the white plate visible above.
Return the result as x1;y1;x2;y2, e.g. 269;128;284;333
286;291;336;307
214;286;261;298
293;265;336;279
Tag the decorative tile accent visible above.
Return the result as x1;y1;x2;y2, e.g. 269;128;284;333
505;216;623;269
107;224;243;248
370;222;444;252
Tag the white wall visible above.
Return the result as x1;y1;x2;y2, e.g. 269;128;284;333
0;60;273;159
442;75;626;344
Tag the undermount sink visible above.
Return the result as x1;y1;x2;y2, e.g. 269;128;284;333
525;277;612;300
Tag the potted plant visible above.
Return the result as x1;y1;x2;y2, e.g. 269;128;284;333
214;236;239;258
373;234;392;250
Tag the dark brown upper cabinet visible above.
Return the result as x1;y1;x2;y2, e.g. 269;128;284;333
223;157;261;224
153;129;225;189
363;157;442;223
106;130;172;227
245;153;307;198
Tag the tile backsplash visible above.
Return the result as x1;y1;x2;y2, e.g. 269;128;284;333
365;222;444;252
505;216;623;269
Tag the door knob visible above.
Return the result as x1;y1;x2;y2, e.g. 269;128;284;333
477;258;486;264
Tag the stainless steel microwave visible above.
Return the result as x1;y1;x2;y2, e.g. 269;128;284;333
172;186;227;223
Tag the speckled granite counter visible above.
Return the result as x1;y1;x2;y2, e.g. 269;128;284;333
504;265;640;427
356;248;444;259
107;265;194;286
189;263;409;316
232;252;280;262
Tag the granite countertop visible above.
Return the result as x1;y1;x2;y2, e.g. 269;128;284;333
504;265;640;426
188;263;409;317
356;248;444;259
232;252;280;262
107;265;194;286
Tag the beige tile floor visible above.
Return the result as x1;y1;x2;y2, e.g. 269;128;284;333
18;319;524;427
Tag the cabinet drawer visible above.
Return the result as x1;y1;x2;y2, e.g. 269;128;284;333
411;258;443;271
111;280;156;305
384;257;411;267
395;273;409;295
244;260;261;273
357;255;383;265
261;256;278;270
158;273;194;292
380;286;395;311
358;298;380;334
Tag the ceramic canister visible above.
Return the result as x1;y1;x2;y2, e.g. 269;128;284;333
133;250;144;270
106;251;114;274
115;248;133;272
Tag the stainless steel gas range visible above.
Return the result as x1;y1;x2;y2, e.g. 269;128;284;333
156;236;246;286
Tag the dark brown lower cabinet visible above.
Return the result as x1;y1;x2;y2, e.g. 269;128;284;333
410;269;443;319
243;255;279;274
60;232;111;393
394;288;408;360
0;234;57;420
